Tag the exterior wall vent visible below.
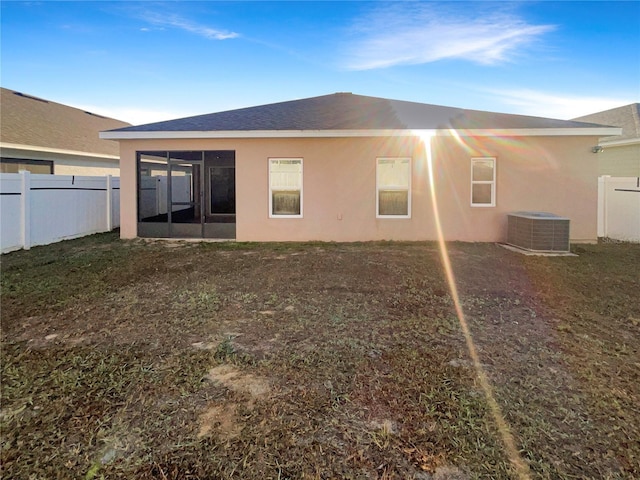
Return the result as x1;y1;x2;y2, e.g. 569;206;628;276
507;212;570;252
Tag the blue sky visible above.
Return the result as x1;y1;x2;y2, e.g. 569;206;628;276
2;1;639;125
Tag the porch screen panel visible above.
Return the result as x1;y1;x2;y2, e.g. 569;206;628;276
170;152;201;223
209;167;235;214
169;161;198;224
138;152;169;222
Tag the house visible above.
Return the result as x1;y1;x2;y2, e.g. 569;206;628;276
100;93;620;243
0;87;130;175
573;103;640;177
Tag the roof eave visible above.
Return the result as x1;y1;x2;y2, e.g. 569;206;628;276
0;142;121;160
599;137;640;147
99;127;622;140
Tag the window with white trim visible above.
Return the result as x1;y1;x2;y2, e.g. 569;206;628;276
471;157;496;207
376;157;411;217
269;158;303;217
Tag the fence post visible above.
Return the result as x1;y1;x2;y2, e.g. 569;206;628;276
597;176;604;238
156;177;161;216
602;176;610;239
106;174;113;231
20;170;31;250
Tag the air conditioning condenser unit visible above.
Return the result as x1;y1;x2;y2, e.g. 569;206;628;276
507;211;570;252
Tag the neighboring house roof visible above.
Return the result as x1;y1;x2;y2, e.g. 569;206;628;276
573;103;640;145
1;87;130;158
102;93;620;140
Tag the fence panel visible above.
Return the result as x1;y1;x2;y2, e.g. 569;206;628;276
0;175;23;252
598;176;640;242
0;172;120;253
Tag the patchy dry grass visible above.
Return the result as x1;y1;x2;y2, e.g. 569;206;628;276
1;233;639;479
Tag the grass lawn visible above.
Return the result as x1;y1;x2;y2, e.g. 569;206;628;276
1;232;639;479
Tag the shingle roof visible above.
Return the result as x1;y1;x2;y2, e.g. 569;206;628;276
107;93;608;134
573;103;640;142
1;87;130;156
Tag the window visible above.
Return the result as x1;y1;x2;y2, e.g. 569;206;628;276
471;157;496;207
0;158;54;174
377;157;411;217
269;158;303;217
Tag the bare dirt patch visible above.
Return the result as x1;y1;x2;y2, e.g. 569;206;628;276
197;364;271;440
207;364;270;398
197;404;239;438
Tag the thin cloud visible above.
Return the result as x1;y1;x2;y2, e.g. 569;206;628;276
141;10;238;40
343;4;554;70
488;89;634;119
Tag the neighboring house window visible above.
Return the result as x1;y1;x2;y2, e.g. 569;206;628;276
377;157;411;217
269;158;303;217
0;158;53;174
471;157;496;207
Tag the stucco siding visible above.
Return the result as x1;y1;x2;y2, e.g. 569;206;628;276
117;134;599;243
432;135;599;242
236;136;426;242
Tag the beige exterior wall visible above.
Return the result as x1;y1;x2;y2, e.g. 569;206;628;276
598;143;640;177
54;159;119;176
117;134;600;243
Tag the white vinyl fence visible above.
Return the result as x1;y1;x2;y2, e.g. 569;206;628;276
1;171;120;253
139;174;192;219
598;176;640;242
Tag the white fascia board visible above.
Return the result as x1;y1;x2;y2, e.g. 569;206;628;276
0;142;120;160
99;127;622;140
599;137;640;147
435;127;623;137
100;129;418;139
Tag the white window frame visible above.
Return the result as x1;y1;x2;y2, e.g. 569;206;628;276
470;157;496;207
269;157;303;218
376;157;411;219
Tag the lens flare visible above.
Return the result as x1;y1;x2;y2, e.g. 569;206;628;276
420;132;531;479
443;128;559;171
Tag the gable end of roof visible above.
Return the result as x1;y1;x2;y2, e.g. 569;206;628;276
573;103;640;142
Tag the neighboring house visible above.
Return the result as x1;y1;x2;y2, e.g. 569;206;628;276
100;93;619;243
573;103;640;177
0;87;130;175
